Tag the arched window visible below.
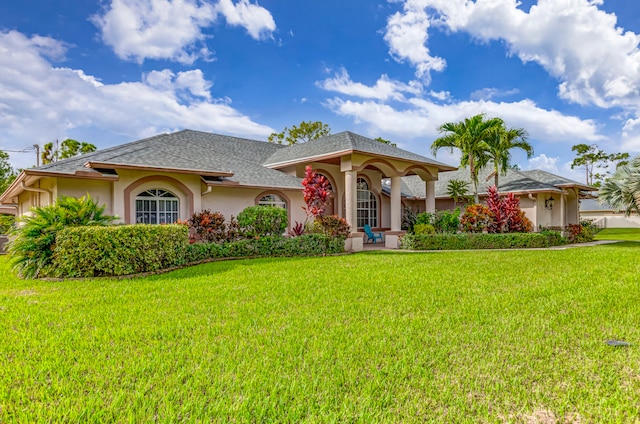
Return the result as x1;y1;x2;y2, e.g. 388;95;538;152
357;178;378;228
258;194;287;209
135;189;179;224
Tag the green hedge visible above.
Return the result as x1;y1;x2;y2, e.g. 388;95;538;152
53;225;189;277
186;234;345;262
400;232;567;250
52;227;344;278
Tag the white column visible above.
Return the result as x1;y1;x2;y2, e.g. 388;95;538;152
560;193;566;228
425;180;436;213
344;170;357;230
390;176;402;231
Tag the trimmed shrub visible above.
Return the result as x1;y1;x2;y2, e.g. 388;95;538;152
237;206;288;237
8;195;116;278
314;215;351;237
185;234;345;262
400;232;566;250
540;230;567;246
53;225;189;277
187;210;226;243
565;223;595;243
413;223;435;235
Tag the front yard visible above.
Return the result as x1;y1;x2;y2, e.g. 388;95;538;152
1;243;639;422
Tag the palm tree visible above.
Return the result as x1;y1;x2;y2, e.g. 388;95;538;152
447;179;470;209
598;156;640;216
431;114;503;203
486;125;533;188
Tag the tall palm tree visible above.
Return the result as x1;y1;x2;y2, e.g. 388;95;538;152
598;156;640;216
431;114;503;203
486;125;533;188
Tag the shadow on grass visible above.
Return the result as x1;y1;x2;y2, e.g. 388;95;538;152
152;255;333;281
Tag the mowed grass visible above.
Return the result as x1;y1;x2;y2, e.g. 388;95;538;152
1;244;640;422
595;227;640;241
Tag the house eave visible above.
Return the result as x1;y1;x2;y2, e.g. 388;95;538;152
85;161;234;177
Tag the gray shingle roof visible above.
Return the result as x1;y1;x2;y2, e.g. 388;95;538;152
34;130;302;189
263;131;455;170
579;198;612;211
396;167;589;198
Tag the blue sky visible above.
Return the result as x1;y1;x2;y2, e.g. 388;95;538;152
1;0;640;183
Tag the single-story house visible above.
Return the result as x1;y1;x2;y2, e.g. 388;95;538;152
390;168;596;230
579;198;640;228
0;130;456;250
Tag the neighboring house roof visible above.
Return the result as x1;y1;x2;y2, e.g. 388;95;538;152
394;167;596;199
264;131;456;171
579;198;612;211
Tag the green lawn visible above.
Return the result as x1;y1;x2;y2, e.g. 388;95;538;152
1;244;640;422
595;227;640;241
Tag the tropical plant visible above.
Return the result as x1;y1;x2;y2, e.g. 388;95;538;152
187;210;227;243
401;206;418;232
431;114;503;203
459;204;492;233
7;194;116;278
598;155;640;215
447;179;470;208
0;215;15;233
301;166;331;217
313;215;350;237
485;125;533;188
268;121;331;145
485;186;532;233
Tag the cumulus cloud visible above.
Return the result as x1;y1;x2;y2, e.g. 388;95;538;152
527;153;560;174
386;0;640;108
384;3;445;81
470;87;520;101
317;68;422;101
0;31;274;168
93;0;275;63
323;95;602;143
215;0;275;40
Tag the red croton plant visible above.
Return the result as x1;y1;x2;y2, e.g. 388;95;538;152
301;165;331;217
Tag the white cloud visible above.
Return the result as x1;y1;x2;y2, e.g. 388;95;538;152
470;87;520;101
384;3;445;81
93;0;275;64
215;0;275;40
318;68;422;101
386;0;640;108
0;31;274;168
526;154;559;174
324;96;603;143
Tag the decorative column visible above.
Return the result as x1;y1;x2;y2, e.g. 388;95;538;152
425;180;436;213
344;170;357;229
344;170;363;252
390;176;402;231
560;192;566;229
385;175;404;249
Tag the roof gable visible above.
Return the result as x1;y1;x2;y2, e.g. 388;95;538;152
263;131;455;170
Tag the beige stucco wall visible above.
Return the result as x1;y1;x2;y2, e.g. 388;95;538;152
580;211;640;228
57;179;114;216
201;186;306;231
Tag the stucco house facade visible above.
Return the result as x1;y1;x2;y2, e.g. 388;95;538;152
0;130;455;250
394;168;595;230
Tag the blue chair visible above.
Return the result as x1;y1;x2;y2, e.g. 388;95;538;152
363;224;383;244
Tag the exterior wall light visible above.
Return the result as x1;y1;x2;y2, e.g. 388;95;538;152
545;196;555;210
